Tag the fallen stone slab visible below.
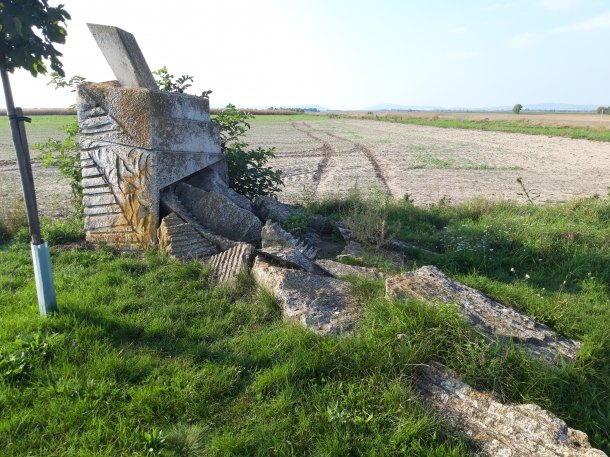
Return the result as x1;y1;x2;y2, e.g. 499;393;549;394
386;266;581;365
209;243;254;283
187;161;253;211
414;362;606;457
160;192;237;252
259;221;320;273
253;195;296;222
157;213;219;260
176;183;262;244
251;257;360;335
316;259;384;280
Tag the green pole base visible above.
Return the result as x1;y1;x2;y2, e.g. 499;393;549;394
31;241;58;315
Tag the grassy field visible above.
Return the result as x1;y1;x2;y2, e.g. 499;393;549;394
351;114;610;142
1;194;609;456
0;115;75;162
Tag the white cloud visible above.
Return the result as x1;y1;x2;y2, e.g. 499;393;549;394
537;0;580;11
552;11;610;33
507;32;540;48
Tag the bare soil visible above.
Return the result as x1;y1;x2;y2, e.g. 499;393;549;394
246;119;610;205
2;118;609;217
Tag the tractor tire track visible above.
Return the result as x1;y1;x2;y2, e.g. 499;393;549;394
291;122;392;196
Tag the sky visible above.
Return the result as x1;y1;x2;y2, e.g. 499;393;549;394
2;0;610;110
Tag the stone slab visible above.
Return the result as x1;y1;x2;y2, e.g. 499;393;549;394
157;212;218;260
87;23;157;90
209;243;254;283
316;259;384;280
176;183;261;244
259;221;319;272
414;362;606;457
160;192;237;252
386;266;581;365
251;257;360;335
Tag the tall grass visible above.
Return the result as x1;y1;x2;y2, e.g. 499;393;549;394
1;194;609;455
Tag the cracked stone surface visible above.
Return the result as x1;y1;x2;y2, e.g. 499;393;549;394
316;259;384;280
386;265;581;365
251;257;360;335
259;221;320;273
414;362;606;457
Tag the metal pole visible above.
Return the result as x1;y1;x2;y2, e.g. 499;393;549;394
1;70;42;244
1;69;58;314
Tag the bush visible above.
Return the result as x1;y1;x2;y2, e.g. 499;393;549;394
214;104;283;200
34;118;81;204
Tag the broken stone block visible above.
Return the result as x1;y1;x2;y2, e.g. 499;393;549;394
316;259;384;280
386;266;581;365
253;196;297;222
414;362;607;457
157;213;219;260
160;192;237;252
87;23;157;90
187;160;253;211
251;257;360;335
258;221;321;273
209;243;254;283
176;183;262;244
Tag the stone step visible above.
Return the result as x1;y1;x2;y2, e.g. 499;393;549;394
157;212;218;260
414;362;606;457
386;266;580;365
209;243;254;283
315;259;384;280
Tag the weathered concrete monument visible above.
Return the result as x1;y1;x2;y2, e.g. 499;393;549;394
78;24;223;249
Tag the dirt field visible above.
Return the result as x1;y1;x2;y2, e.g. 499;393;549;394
2;116;610;218
246;118;610;205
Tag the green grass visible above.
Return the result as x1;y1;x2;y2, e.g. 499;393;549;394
1;196;609;455
0;115;76;162
359;115;610;142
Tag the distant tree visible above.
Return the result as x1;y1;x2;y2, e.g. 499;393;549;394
512;103;523;114
596;106;609;115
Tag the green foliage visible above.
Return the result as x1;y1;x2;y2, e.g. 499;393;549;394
279;208;313;235
153;66;194;94
212;103;283;200
153;65;212;98
339;186;397;248
35;119;82;203
214;103;253;148
596;106;609;115
0;0;70;76
512;103;523;114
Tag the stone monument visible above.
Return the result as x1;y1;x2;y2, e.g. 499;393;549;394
78;24;223;249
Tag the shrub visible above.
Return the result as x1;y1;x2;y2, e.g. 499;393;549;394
214;104;283;199
34;118;82;204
